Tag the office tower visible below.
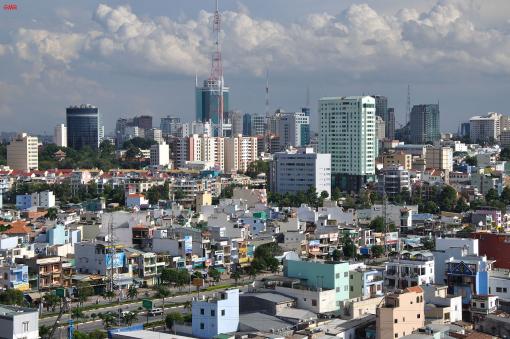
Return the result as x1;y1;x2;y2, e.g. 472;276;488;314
409;104;440;144
224;135;258;173
53;124;67;147
460;122;470;139
372;95;388;120
196;80;230;125
301;107;310;117
242;113;252;136
272;111;310;150
66;105;100;150
132;115;152;130
150;142;170;167
270;148;331;196
160;116;181;137
251;114;266;136
469;112;502;143
376;116;386;140
7;133;38;171
228;111;243;136
146;128;163;144
387;108;396;140
319;96;376;191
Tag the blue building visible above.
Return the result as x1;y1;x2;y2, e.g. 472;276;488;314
66;104;101;150
15;194;33;210
196;79;230;125
0;264;29;291
242;113;252;136
192;289;239;338
445;256;492;305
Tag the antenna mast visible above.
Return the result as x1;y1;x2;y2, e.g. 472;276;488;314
210;0;224;137
265;70;270;118
406;84;411;125
108;216;115;293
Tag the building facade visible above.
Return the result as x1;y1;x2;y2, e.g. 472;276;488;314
7;133;38;171
409;104;440;144
53;124;67;147
319;96;376;191
66;105;101;150
192;289;239;339
469;112;501;143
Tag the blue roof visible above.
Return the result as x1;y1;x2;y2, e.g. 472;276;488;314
413;213;435;220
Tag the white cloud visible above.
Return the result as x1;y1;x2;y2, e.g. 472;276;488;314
3;0;510;81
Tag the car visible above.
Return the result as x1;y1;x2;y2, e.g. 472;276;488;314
148;308;163;316
122;310;135;317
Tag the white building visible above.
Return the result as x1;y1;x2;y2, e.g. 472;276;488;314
53;124;67;147
224;135;258;173
150;142;170;167
31;190;55;209
192;289;239;339
7;133;38;171
146;128;163;144
384;252;435;290
470;112;502;143
271;111;310;149
425;146;453;172
0;304;39;339
319;96;376;191
270;147;331;197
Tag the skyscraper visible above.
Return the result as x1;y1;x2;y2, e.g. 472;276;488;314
132;115;152;130
53;124;67;147
160;116;181;137
319;96;376;191
66;105;101;150
7;133;38;171
270;111;310;150
409;104;440;144
387;108;396;140
242;113;252;137
196;79;230;125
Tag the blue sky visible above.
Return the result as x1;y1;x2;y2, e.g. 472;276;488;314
1;0;510;135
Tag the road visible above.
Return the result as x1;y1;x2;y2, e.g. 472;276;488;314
41;285;250;334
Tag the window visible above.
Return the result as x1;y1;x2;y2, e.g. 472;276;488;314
496;287;502;293
403;317;405;322
211;310;215;316
344;272;348;277
394;319;398;323
200;323;205;330
22;321;29;332
200;308;204;315
312;299;317;306
481;302;485;308
336;287;340;292
221;310;225;316
417;314;421;319
395;334;398;338
504;288;508;293
336;273;340;279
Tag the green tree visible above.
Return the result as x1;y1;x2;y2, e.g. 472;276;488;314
501;186;510;204
127;285;138;300
266;257;280;273
156;286;172;314
331;249;342;261
71;307;86;322
246;160;269;179
230;270;241;286
98;312;115;330
122;311;138;326
74;330;107;339
341;235;357;258
39;325;51;338
0;289;25;306
76;282;94;307
422;237;435;250
42;293;60;312
46;207;58;220
454;197;470;213
500;148;510;161
208;267;221;283
485;188;499;202
464;155;477;166
371;245;384;258
439;186;457;211
369;216;385;232
165;312;184;334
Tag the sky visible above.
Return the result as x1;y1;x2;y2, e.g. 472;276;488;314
1;0;510;135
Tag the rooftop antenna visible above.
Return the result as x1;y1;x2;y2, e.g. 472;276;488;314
209;0;224;137
406;84;411;125
265;69;270;118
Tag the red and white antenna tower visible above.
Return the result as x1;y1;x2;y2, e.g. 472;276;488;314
209;0;224;136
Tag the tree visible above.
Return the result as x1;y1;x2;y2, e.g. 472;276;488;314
103;290;115;302
98;312;115;330
331;249;342;261
165;312;184;334
72;307;86;323
464;155;477;166
422;237;435;250
331;188;341;202
39;325;51;338
454;197;470;213
500;147;510;161
246;160;269;179
485;188;499;202
46;207;58;220
208;267;221;283
371;245;384;258
122;311;138;326
369;216;385;233
341;235;357;258
439;186;457;211
0;289;25;306
501;186;510;205
230;270;241;286
74;330;107;339
266;257;280;273
156;286;172;314
127;285;138;300
76;282;94;307
43;293;60;312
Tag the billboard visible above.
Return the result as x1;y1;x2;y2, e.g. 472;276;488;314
308;240;320;253
184;236;193;254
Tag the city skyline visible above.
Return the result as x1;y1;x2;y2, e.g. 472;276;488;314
1;0;510;134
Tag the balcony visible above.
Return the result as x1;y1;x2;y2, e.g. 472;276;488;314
471;306;497;314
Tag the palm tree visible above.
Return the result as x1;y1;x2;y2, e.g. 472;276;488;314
156;286;172;315
99;312;115;330
122;311;138;326
127;285;138;300
165;312;183;334
230;270;241;286
103;290;115;302
182;300;192;312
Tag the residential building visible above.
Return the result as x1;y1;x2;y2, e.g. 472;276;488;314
160;116;180;137
16;191;55;210
473;233;510;269
0;264;29;291
425;146;453;172
384;252;435;290
445;255;492;305
409;104;440;144
349;267;384;299
126;194;149;208
270;147;331;197
145;128;163;144
422;284;462;323
75;241;126;276
270;111;310;149
387;108;396;140
21;257;63;290
7;133;38;171
150;142;170;167
319;96;376;191
284;259;350;311
382;152;412;170
469;112;502;143
0;304;39;339
223;135;258;173
376;287;425;339
192;289;239;339
53;124;67;147
377;165;410;197
66;104;101;150
471;294;498;323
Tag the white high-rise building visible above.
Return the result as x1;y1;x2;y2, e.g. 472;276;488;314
189;135;225;170
425;146;453;172
150;142;170;167
7;133;38;171
469;112;502;143
270;111;310;150
319;96;376;191
270;147;331;196
53;124;67;147
146;128;163;144
224;135;258;173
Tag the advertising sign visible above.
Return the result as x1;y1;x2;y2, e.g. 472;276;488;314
308;240;320;253
184;235;193;254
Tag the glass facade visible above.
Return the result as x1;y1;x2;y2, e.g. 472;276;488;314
196;80;230;124
66;105;100;150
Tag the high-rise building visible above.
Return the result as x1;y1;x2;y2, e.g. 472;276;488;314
150;142;170;167
425;145;453;172
132;115;152;130
242;113;252;136
409;104;440;144
227;111;243;137
224;135;258;173
160;116;181;137
251;114;267;137
196;79;230;125
376;116;386;140
7;133;38;171
387;107;396;140
66;105;101;150
271;111;310;150
469;112;502;143
146;128;163;144
460;122;470;139
319;96;376;191
53;124;67;147
270;147;331;196
372;95;388;120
